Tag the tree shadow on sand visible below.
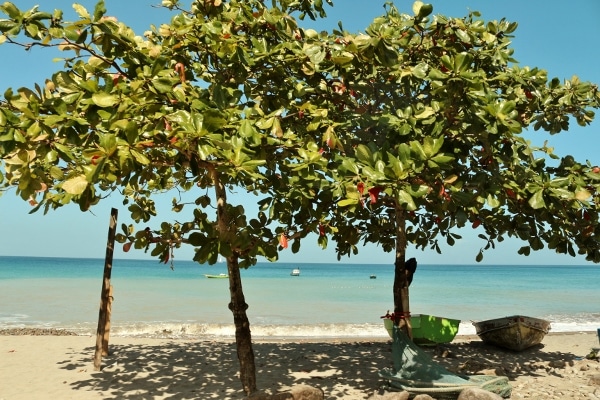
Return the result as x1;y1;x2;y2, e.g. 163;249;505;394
58;340;391;399
56;338;586;399
423;338;586;380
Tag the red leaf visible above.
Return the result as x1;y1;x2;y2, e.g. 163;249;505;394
112;73;123;85
357;182;365;195
318;224;326;236
123;242;132;252
326;137;334;148
279;234;288;249
368;187;382;203
175;62;185;83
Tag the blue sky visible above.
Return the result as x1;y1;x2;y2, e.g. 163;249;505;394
1;0;599;265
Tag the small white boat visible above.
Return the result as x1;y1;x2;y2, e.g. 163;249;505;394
204;273;228;279
290;268;300;276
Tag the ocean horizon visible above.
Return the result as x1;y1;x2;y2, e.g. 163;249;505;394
1;255;599;339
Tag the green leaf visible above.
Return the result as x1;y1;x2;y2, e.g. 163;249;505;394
62;175;88;195
241;159;267;169
203;109;227;132
188;232;204;247
355;144;372;163
548;177;570;187
331;52;354;65
518;246;531;256
152;77;177;94
256;116;274;130
409;141;427;161
130;149;150;165
98;134;117;153
239;119;257;138
72;3;90;19
422;136;443;157
416;2;433;18
92;92;118;107
454;52;473;72
396;190;416;210
412;62;428;79
340;158;359;174
575;188;592;201
0;2;21;19
528;190;546;209
0;19;18;33
93;0;106;21
171;109;195;131
486;194;500;208
412;1;424;15
475;250;483;262
338;198;358;207
429;154;454;165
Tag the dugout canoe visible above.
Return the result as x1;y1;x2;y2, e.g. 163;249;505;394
472;315;551;351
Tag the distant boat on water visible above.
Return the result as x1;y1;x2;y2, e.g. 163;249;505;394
290;268;300;276
204;273;228;279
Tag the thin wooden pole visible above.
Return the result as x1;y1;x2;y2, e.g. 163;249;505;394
102;284;113;356
93;208;118;371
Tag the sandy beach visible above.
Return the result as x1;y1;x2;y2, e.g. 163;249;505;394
0;330;599;399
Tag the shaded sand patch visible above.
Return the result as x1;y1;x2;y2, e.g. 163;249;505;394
0;332;599;399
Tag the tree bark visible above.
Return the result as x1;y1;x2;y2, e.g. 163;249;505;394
393;207;412;337
227;257;257;395
210;166;257;395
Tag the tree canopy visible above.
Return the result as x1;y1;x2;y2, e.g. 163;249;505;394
1;0;599;395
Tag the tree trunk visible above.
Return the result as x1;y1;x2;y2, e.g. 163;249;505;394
210;166;257;395
393;207;412;337
227;257;257;395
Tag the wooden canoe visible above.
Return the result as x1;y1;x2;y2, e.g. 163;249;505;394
472;315;550;351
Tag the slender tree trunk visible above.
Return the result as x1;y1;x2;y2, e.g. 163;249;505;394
210;166;257;395
227;257;257;395
393;207;412;337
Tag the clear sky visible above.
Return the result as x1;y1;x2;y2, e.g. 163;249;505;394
1;0;599;265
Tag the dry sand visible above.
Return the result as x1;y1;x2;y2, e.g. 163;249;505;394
1;331;599;399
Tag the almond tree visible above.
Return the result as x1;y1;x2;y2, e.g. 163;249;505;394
295;1;600;334
0;0;334;395
2;2;600;397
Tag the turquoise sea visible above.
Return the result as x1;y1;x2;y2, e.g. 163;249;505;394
0;256;598;339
